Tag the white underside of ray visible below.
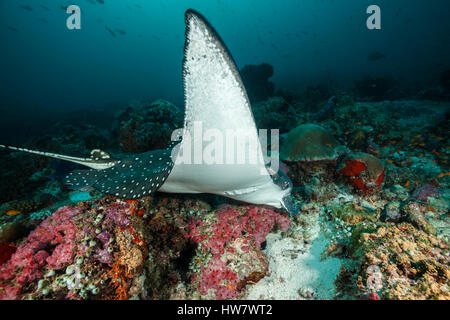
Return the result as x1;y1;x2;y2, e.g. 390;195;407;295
0;144;116;170
159;11;288;209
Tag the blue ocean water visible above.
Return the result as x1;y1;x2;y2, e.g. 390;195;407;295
1;0;449;115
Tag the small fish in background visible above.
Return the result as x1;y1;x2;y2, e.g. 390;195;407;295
60;5;68;11
38;18;49;23
135;4;142;9
152;35;161;40
6;210;22;216
105;26;116;37
368;51;387;62
116;29;127;35
96;0;105;4
40;5;51;11
7;26;19;32
19;5;33;11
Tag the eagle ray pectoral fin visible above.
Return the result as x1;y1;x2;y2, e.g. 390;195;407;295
66;149;175;199
65;169;101;190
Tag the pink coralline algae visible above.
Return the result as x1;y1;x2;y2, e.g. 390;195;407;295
0;206;81;297
0;197;148;300
412;184;440;202
199;258;239;300
186;205;290;299
0;285;20;300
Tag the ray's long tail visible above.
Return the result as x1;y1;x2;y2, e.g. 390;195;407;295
0;144;117;170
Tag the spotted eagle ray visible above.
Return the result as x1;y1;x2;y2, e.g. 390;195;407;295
0;10;298;215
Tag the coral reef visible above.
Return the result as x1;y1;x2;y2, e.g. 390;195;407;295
0;198;150;300
412;184;440;202
300;85;332;112
312;96;337;122
280;124;348;185
0;242;16;265
252;97;299;133
337;152;385;194
354;76;392;101
0;88;448;301
440;69;450;94
185;205;290;299
281;124;347;162
348;223;449;300
116;99;182;153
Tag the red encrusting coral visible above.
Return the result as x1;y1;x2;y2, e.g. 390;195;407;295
186;205;290;299
338;153;385;194
368;292;380;300
339;160;366;177
0;206;81;293
352;177;367;192
374;168;385;186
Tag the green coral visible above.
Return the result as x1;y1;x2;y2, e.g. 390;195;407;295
329;203;380;225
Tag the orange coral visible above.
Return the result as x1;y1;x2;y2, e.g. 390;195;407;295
105;261;133;300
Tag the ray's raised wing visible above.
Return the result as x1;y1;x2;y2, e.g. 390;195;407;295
182;9;256;134
161;10;295;213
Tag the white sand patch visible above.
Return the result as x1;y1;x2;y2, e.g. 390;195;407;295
245;229;341;300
